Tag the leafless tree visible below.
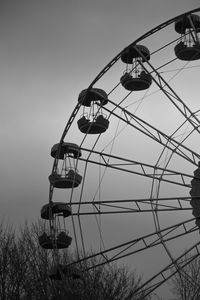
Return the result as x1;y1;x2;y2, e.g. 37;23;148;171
69;252;150;300
0;220;28;300
170;253;200;300
0;220;151;299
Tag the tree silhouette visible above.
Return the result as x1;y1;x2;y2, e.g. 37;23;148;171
0;220;151;299
170;253;200;300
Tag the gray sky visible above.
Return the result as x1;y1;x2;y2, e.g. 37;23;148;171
1;1;200;298
0;0;199;224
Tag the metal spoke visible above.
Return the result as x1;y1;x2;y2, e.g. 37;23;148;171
134;242;200;299
102;100;200;166
78;148;193;187
70;196;191;215
68;218;198;269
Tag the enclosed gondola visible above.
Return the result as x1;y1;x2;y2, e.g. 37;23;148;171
174;14;200;60
190;162;200;228
49;264;82;281
49;142;82;188
41;202;72;219
77;88;109;134
38;231;72;249
120;44;152;91
49;170;82;189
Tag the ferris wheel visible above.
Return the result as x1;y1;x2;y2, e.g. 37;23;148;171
39;8;200;298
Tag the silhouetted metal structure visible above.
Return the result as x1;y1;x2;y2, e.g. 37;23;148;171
39;8;200;299
190;163;200;228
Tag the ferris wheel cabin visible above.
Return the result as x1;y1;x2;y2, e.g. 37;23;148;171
190;163;200;228
77;88;109;134
174;14;200;61
49;265;82;281
49;142;82;189
41;202;72;219
120;44;152;91
38;232;72;249
51;142;81;159
49;170;82;188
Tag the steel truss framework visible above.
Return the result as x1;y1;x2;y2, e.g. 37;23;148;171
46;7;200;299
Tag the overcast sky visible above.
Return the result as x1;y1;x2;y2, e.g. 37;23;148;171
1;2;200;298
0;0;198;224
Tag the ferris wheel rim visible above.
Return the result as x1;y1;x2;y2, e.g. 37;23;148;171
53;7;200;147
44;8;200;298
